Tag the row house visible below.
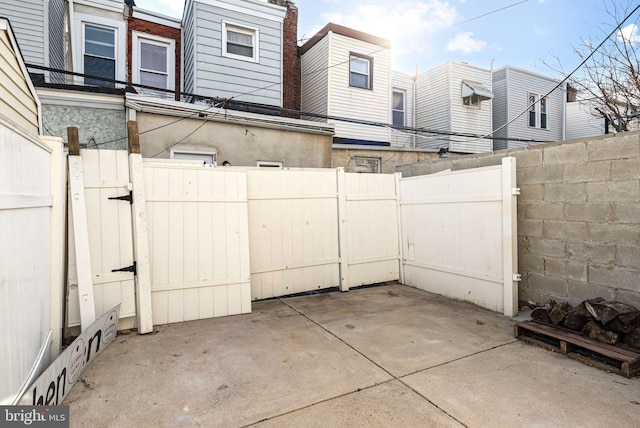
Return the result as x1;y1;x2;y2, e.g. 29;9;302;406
0;0;333;167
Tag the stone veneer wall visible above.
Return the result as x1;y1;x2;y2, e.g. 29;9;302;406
397;132;640;308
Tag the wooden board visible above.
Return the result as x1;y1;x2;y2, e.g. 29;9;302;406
515;321;640;378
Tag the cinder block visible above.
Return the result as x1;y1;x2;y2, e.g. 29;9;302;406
588;265;640;291
431;160;453;173
519;253;545;274
564;202;612;222
544;258;587;281
563;161;610;183
615;289;640;309
567;280;616;302
614;202;640;223
518;184;543;202
587;134;640;161
543;220;588;241
523;165;563;184
410;163;432;177
543;143;586;164
451;156;478;171
477;153;506;167
587;181;639;202
526;237;566;257
518;219;543;237
567;242;616;265
589;223;640;245
509;149;542;168
612;157;640;180
528;273;567;296
525;203;564;220
544;183;585;202
616;246;640;269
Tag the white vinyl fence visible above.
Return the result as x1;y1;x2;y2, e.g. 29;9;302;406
68;151;518;332
1;121;65;404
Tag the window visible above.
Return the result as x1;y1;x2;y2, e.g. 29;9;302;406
84;24;116;87
349;53;372;89
392;90;406;127
354;157;381;174
461;81;492;108
222;22;259;62
132;32;175;95
463;94;480;107
75;14;125;87
528;93;549;129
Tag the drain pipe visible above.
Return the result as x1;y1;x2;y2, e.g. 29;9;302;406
413;65;418;149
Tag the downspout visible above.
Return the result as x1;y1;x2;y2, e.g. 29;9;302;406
562;82;567;141
490;59;494;152
413;65;417;148
68;0;77;80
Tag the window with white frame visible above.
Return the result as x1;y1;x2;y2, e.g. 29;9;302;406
84;23;116;87
75;14;125;87
463;93;480;107
132;32;175;94
528;93;548;129
354;157;381;173
392;90;406;127
349;53;372;89
171;150;217;165
222;22;259;62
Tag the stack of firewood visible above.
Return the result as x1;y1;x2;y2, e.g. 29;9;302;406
529;298;640;348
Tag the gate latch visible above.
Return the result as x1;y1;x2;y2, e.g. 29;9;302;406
112;261;136;275
109;191;133;204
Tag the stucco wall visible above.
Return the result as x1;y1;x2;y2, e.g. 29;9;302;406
397;132;640;308
42;105;126;149
136;112;333;167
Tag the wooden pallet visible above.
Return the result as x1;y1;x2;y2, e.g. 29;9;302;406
514;320;640;378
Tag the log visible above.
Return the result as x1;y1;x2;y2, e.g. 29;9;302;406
582;321;619;345
549;302;573;325
585;301;638;325
623;328;640;348
574;297;605;318
563;312;588;331
531;307;550;324
606;311;640;334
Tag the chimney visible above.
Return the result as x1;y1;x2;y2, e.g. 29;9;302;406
269;0;301;116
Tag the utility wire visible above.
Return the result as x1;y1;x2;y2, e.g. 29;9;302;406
457;0;528;25
484;2;640;140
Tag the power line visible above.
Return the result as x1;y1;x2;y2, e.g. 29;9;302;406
457;0;528;25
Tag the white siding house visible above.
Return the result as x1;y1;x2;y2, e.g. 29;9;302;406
390;71;415;148
566;100;605;139
182;0;287;106
300;23;392;145
415;61;493;154
0;0;47;67
492;65;566;150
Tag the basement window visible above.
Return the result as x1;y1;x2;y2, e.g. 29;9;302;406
354;157;381;174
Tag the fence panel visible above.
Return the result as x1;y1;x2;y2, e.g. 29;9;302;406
399;158;518;315
247;169;340;300
344;172;401;287
143;161;251;324
67;150;136;329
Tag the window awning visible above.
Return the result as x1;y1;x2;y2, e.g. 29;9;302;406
461;81;493;100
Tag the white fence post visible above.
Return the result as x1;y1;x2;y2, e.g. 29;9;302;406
394;172;405;285
67;128;96;330
336;168;349;291
502;157;519;317
128;121;153;334
42;136;66;360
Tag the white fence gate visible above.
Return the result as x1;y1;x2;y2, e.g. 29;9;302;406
69;151;517;332
400;158;518;316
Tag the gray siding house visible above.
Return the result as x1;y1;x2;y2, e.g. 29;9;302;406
492;65;566;150
415;61;494;154
182;0;287;107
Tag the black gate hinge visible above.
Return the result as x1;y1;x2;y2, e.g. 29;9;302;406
112;261;136;275
109;191;133;204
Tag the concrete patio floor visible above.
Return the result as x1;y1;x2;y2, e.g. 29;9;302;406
64;284;640;427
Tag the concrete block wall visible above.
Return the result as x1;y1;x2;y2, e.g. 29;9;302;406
397;132;640;308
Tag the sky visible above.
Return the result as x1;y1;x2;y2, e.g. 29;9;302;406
134;0;640;76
